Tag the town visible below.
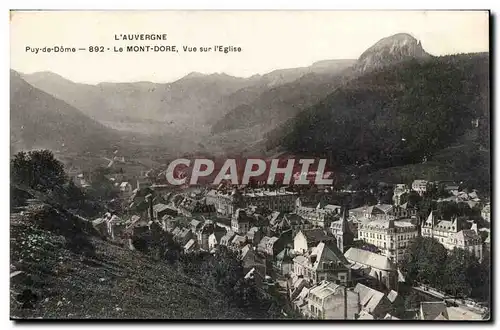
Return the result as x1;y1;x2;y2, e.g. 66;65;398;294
81;164;491;320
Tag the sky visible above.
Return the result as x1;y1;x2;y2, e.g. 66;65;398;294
10;10;489;84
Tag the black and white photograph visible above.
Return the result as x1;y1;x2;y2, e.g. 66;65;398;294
8;10;491;320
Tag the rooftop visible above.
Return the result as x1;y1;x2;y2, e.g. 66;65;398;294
344;247;395;271
420;301;448;320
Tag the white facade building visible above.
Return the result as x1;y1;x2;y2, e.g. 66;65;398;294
357;218;418;263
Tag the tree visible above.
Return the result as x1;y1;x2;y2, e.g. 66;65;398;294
400;236;448;287
442;248;481;298
11;150;66;192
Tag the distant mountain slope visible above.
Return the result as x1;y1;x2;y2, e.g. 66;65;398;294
267;53;489;170
10;70;121;154
210;59;356;134
21;71;257;128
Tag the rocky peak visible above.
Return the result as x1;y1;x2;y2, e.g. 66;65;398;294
356;33;431;73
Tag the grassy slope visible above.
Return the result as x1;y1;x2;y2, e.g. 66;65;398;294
10;203;247;319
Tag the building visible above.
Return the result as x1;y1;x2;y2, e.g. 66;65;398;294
242;189;298;212
330;208;355;253
300;281;360;320
177;197;216;217
392;203;418;219
206;188;241;216
344;248;397;290
219;230;236;247
354;283;392;319
274;246;295;276
231;208;252;235
257;236;280;257
349;204;396;222
196;221;221;251
295;198;338;229
421;212;483;260
206;188;297;216
392;184;409;206
208;230;226;250
292;242;351;285
119;181;133;193
230;235;247;251
357;218;418;263
152;203;176;220
481;203;490;223
246;226;263;245
412;180;429;196
184;238;198;253
419;301;449;320
240;244;267;276
294;229;336;254
274;213;312;237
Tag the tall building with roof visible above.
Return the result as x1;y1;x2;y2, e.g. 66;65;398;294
357;218;418;263
292;242;351;285
392;184;409;206
344;247;397;290
330;207;355;253
421;211;483;260
301;281;360;319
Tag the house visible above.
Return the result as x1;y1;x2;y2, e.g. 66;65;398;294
295;199;337;229
344;247;397;290
246;226;263;245
119;181;133;193
358;218;418;263
231;208;252;235
422;212;483;260
419;301;449;320
257;236;278;256
208;230;226;250
279;213;312;237
106;214;125;240
92;218;108;237
240;244;266;276
178;197;216;217
289;274;309;301
184;238;198;253
244;267;266;288
354;283;392;319
196;221;219;251
330;208;355;253
153;203;175;220
392;184;409;206
481;203;490;222
301;281;360;319
349;204;396;222
412;180;429;195
292;242;350;285
274;246;295;276
293;229;335;254
175;228;194;246
219;230;236;247
392;202;418;219
190;219;203;233
268;211;285;228
230;234;247;250
292;286;310;315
